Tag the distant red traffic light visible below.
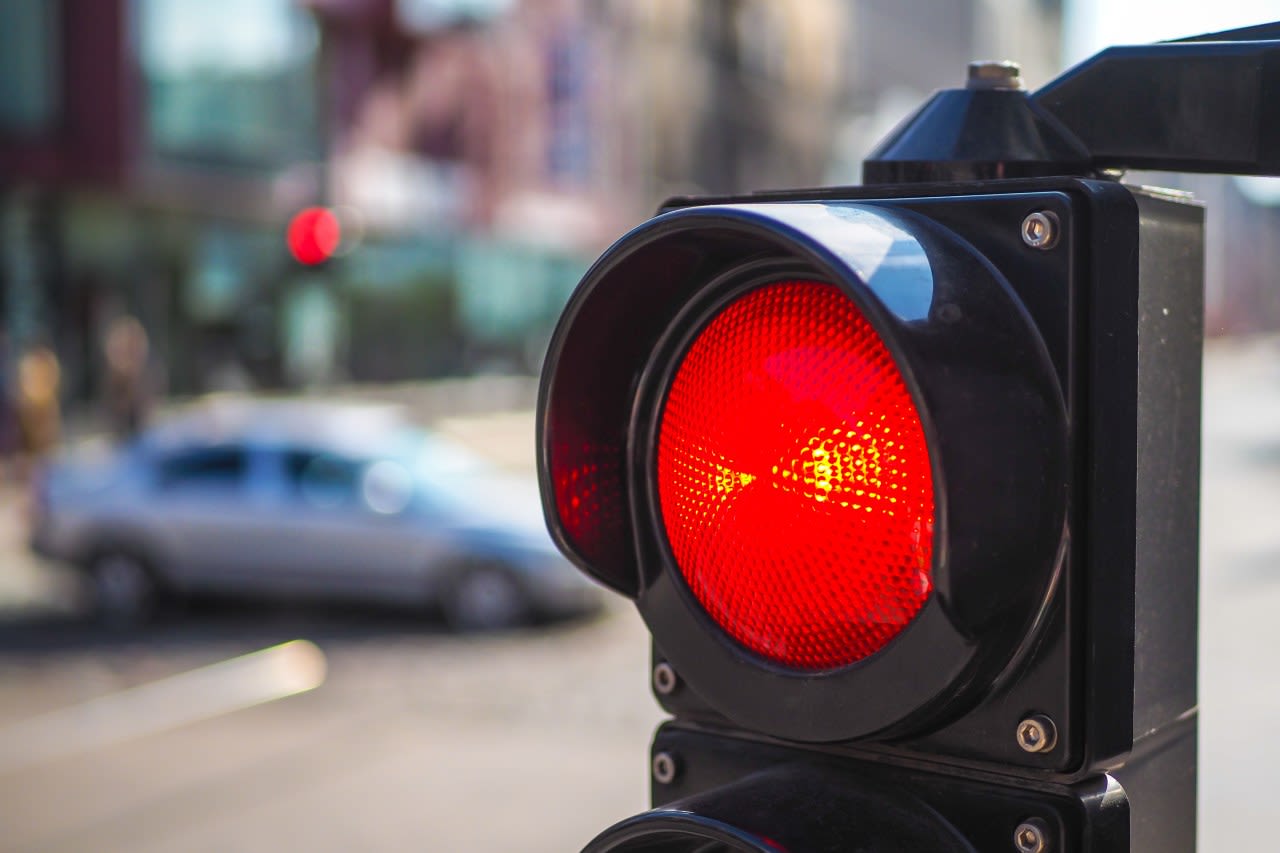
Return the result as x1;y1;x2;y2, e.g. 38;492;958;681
287;207;341;265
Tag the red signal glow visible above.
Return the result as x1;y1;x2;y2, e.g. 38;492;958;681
287;207;341;265
656;281;935;670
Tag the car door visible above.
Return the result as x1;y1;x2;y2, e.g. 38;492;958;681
248;447;445;603
143;442;274;593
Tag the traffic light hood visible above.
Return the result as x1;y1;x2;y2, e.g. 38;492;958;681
583;761;977;853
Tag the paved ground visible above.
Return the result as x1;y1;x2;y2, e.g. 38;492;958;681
0;341;1275;851
1196;337;1280;849
0;378;660;853
0;606;659;853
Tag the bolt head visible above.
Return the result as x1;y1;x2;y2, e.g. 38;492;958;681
1016;715;1058;753
653;661;679;696
652;751;679;785
1021;211;1060;250
1014;818;1050;853
967;60;1024;90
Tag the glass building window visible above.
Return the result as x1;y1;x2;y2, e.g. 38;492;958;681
135;0;320;169
0;0;60;135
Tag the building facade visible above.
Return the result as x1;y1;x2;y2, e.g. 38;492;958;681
46;3;1280;410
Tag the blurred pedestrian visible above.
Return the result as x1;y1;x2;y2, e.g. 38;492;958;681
103;315;153;442
16;344;61;469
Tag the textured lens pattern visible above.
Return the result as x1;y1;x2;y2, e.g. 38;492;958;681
553;435;627;565
657;281;934;670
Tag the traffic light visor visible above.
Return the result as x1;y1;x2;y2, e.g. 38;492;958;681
657;280;934;670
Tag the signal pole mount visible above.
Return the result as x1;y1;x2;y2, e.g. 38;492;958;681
865;21;1280;184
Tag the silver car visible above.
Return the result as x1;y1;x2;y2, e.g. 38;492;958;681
29;399;603;629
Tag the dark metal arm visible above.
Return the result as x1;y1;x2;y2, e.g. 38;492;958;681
863;21;1280;183
1033;36;1280;175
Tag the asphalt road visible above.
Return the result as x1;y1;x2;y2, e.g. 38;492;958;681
1196;337;1280;850
0;597;660;852
0;339;1277;852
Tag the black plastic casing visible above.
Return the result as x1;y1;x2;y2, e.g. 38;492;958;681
605;723;1128;853
538;178;1201;852
864;27;1280;182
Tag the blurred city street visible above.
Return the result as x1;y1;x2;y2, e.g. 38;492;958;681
2;2;1279;851
0;339;1270;851
1195;337;1280;850
0;379;663;853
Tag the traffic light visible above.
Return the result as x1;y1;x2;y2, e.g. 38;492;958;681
287;206;342;266
538;23;1280;853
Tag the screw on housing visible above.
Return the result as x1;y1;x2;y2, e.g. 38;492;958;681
652;752;679;785
1016;715;1058;753
653;661;679;695
1021;212;1059;249
1013;817;1050;853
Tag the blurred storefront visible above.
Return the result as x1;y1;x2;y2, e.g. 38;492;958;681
14;0;1274;413
0;0;607;408
0;0;318;402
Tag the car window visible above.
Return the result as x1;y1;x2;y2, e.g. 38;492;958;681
361;459;414;515
406;433;541;524
156;445;248;491
283;450;362;509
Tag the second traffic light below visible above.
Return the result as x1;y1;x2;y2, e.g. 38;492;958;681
538;177;1200;852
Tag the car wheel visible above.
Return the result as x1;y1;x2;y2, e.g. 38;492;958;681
443;565;531;632
89;553;157;627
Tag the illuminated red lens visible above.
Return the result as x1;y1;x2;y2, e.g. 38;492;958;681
287;207;341;265
657;281;934;670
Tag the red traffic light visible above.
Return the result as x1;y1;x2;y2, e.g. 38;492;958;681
656;279;934;670
533;19;1257;850
540;200;1070;743
539;183;1203;851
287;206;341;265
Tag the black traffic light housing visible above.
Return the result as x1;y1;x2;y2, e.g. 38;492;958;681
538;21;1278;853
630;178;1201;770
